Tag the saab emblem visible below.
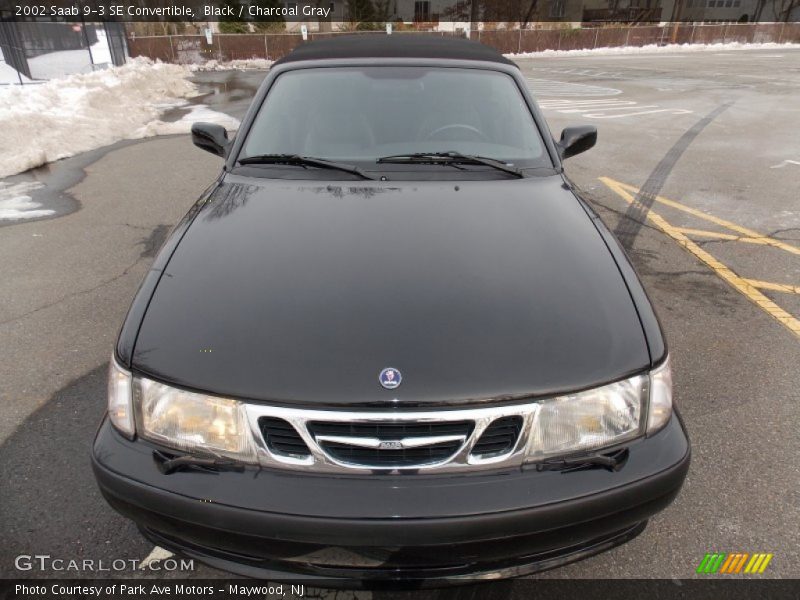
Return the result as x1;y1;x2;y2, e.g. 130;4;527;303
379;367;402;390
379;440;403;450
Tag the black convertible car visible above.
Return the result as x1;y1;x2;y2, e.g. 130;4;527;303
92;36;689;584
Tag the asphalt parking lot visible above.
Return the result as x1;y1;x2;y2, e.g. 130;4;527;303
1;48;799;585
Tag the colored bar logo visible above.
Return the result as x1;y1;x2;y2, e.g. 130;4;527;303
696;553;773;574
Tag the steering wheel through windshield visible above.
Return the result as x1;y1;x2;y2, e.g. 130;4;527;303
425;124;488;143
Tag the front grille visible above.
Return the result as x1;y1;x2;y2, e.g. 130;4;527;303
470;416;523;458
308;420;473;468
307;421;473;438
321;440;464;467
245;403;539;474
259;417;311;458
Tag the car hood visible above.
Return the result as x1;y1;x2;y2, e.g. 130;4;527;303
132;175;649;407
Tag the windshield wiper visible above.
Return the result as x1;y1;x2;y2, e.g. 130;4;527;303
238;153;376;180
376;151;524;178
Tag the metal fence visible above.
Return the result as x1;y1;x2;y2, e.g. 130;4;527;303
0;20;128;85
126;29;463;64
126;23;800;65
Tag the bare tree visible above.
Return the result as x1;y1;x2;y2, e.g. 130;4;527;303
771;0;800;21
443;1;541;28
479;1;540;28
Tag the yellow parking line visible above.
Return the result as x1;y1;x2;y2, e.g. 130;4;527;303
609;179;800;256
674;227;772;246
599;177;800;339
744;279;800;295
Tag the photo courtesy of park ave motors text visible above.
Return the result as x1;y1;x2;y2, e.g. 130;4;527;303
1;0;799;596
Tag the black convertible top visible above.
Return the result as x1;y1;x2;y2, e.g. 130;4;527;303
273;35;517;67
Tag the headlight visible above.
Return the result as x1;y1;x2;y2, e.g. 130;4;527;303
526;374;647;460
137;377;257;462
525;358;674;460
108;357;135;439
647;357;672;435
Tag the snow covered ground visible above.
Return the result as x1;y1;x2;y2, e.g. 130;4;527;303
140;104;240;136
505;40;800;59
27;49;95;80
0;57;239;179
0;59;31;85
0;181;51;220
1;25;113;83
189;58;274;71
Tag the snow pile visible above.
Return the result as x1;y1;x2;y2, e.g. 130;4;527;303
0;181;51;220
189;58;274;72
506;41;800;59
0;58;200;178
140;104;240;136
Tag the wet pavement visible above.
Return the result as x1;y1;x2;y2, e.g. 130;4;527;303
0;70;264;227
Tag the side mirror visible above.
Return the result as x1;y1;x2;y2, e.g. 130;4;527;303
191;122;230;157
557;126;597;160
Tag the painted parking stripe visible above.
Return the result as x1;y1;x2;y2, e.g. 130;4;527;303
743;279;800;295
140;546;173;569
770;160;800;169
624;191;800;257
524;78;622;97
539;97;693;119
540;99;639;110
600;177;800;339
526;77;693;119
529;67;626;80
583;107;693;119
603;177;800;257
673;227;773;245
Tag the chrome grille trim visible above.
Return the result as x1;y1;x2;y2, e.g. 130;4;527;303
314;434;468;449
244;403;539;474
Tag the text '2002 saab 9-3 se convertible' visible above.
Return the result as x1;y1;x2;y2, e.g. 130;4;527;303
92;36;690;585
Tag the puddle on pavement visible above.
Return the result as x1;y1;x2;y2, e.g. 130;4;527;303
0;157;86;226
0;68;267;226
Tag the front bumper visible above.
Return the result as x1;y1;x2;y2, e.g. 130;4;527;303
92;413;690;585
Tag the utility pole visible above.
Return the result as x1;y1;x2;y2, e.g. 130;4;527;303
670;0;685;45
469;0;480;37
79;10;95;69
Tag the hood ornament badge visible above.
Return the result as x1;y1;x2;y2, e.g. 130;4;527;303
379;367;402;390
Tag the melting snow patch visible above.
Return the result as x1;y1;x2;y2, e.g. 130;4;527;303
505;41;800;59
189;58;274;71
0;57;198;178
0;181;51;221
139;104;240;136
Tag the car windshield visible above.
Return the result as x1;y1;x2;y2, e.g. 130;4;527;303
239;66;550;170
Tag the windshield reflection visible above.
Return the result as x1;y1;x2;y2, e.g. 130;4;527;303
240;67;548;168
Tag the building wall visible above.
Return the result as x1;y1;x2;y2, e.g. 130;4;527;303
680;0;758;22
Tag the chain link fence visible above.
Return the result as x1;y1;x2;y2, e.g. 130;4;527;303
126;29;464;64
126;22;800;65
0;20;128;85
4;21;799;80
